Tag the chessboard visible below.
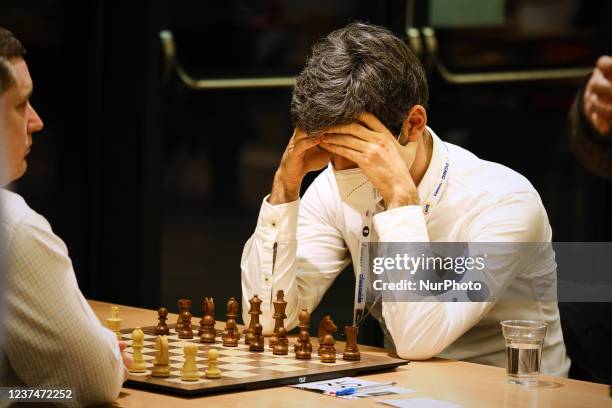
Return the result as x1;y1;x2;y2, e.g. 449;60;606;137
122;324;408;396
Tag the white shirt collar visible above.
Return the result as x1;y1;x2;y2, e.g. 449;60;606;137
416;127;450;214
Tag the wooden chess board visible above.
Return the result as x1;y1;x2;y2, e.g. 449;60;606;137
122;325;408;396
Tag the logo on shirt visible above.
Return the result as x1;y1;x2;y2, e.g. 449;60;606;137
357;273;364;303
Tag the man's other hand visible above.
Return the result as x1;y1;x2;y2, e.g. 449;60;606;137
584;56;612;135
269;128;330;205
118;340;133;382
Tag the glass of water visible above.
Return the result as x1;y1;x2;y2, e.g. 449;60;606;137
500;320;547;386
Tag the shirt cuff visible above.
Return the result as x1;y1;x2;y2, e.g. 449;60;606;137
373;205;429;242
256;194;300;242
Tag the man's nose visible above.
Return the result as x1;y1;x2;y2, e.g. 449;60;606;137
28;104;44;133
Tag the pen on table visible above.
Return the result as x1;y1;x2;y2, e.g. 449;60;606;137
325;381;397;396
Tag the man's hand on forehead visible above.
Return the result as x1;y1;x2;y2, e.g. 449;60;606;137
322;113;392;140
318;113;396;164
319;113;420;210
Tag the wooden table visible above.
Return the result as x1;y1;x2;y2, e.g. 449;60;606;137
90;300;610;408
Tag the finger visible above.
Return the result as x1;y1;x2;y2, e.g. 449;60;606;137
118;341;128;351
358;112;389;134
124;353;134;365
590;76;612;104
596;55;612;77
324;122;377;142
589;94;612;122
292;127;310;142
293;135;321;156
321;133;369;152
590;112;610;135
319;142;362;164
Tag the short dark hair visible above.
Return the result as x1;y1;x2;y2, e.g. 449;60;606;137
291;22;428;136
0;26;27;95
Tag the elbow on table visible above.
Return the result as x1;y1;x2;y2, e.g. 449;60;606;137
395;342;440;361
73;343;123;405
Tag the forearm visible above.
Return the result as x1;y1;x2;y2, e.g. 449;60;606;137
6;260;123;404
5;215;124;405
240;195;304;333
269;171;302;205
382;301;491;360
241;176;350;333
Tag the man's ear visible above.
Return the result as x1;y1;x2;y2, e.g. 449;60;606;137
400;105;427;144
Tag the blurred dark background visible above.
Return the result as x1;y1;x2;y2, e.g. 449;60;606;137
1;0;611;383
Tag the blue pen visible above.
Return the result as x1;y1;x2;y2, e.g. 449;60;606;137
326;381;397;397
333;387;356;396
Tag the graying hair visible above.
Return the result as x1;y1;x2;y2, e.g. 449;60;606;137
291;22;429;136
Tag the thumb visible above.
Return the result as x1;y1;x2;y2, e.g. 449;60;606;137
597;55;612;78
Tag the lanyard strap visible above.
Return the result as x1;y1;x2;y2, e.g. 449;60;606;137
352;143;451;325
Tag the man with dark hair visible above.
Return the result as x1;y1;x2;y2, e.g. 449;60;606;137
0;26;130;405
241;22;570;376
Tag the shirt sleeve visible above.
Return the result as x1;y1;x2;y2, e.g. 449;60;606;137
3;211;124;406
241;179;350;334
373;193;548;360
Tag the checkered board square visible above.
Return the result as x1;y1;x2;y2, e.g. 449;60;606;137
122;325;407;396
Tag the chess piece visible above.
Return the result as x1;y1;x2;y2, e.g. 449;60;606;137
151;335;170;377
319;333;336;363
155;307;170;335
205;349;221;379
269;290;287;349
180;344;200;381
176;298;191;334
199;297;216;343
222;298;239;347
129;327;147;373
107;306;122;340
342;325;361;361
249;323;264;352
179;311;194;339
317;315;337;356
243;295;262;345
294;309;312;358
273;327;289;355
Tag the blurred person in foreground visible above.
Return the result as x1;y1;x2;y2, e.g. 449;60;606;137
564;55;612;385
0;26;131;405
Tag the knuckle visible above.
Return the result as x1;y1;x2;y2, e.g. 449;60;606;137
364;148;375;161
597;55;609;68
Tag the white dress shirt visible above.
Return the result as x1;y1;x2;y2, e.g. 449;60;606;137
0;189;124;406
241;128;570;377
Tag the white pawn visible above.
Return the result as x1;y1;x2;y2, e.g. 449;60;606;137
129;327;146;373
107;306;122;340
180;344;199;381
205;349;221;379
